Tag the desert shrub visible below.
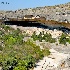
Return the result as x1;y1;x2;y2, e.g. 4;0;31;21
0;30;4;35
0;46;3;51
24;39;44;60
31;31;56;43
59;33;68;45
14;66;26;70
43;33;56;43
2;57;18;70
42;49;50;56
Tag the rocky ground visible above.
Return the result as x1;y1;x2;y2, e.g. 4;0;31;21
9;25;70;54
9;25;70;70
34;49;70;70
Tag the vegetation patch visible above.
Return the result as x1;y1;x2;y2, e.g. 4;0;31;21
59;33;70;45
0;23;50;70
31;31;56;43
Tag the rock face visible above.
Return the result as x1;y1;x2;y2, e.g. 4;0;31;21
0;2;70;22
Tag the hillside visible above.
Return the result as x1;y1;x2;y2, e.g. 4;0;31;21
0;2;70;23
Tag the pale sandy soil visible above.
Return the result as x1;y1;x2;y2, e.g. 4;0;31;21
34;49;69;70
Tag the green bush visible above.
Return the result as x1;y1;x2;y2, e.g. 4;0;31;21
2;57;18;70
31;31;56;43
14;66;26;70
59;33;69;45
42;49;50;56
0;46;3;51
